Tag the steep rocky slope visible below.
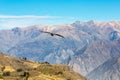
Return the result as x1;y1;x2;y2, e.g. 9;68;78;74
69;39;120;75
87;56;120;80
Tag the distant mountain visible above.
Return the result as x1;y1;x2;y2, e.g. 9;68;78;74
87;55;120;80
0;53;85;80
0;21;120;80
69;39;120;80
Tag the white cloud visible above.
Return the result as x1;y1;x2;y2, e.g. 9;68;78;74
0;15;61;19
0;15;62;29
0;15;76;30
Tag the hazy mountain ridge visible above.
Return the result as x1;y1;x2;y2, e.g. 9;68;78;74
87;55;120;80
69;39;120;76
0;21;120;80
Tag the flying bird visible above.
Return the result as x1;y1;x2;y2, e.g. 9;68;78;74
40;31;65;38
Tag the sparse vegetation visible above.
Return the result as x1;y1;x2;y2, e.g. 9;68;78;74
19;71;29;77
1;66;5;72
19;71;29;80
23;72;29;77
0;75;3;79
0;53;85;80
16;68;23;72
56;71;63;75
2;71;10;76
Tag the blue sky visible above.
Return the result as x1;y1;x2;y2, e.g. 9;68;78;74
0;0;120;29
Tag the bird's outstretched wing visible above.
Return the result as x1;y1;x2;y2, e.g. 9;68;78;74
40;31;51;34
40;31;65;38
41;31;54;36
54;33;65;38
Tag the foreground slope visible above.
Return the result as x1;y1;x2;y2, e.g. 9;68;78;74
0;53;85;80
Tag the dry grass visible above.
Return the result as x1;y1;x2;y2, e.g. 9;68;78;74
0;53;86;80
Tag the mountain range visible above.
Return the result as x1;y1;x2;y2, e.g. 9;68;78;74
0;20;120;80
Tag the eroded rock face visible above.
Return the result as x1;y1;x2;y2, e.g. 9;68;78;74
0;21;120;80
86;56;120;80
69;39;120;79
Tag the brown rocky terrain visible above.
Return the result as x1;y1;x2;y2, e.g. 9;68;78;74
0;53;85;80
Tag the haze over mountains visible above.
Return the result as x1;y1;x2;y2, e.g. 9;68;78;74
0;20;120;80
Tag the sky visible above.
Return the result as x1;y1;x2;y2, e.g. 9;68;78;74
0;0;120;29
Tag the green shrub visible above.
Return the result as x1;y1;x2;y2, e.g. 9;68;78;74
16;68;23;72
1;66;5;72
33;68;37;70
2;71;10;76
0;75;3;79
56;71;63;75
20;72;29;77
